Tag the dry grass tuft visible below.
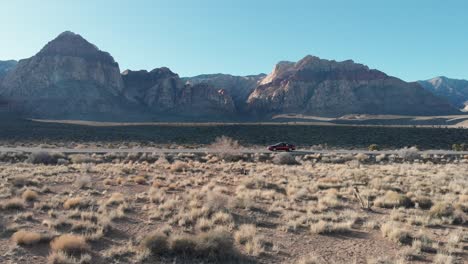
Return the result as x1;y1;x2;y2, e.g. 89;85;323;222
50;234;89;254
22;189;39;201
11;230;43;245
296;254;322;264
273;153;299;165
74;175;91;189
234;224;256;245
48;250;92;264
310;221;352;235
380;222;411;244
63;197;85;210
170;161;189;172
374;191;412;208
429;202;454;218
1;197;25;210
140;231;169;255
133;176;147;185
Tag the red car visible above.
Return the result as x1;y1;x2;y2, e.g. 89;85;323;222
268;142;296;152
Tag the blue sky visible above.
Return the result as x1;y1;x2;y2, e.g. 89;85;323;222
0;0;467;81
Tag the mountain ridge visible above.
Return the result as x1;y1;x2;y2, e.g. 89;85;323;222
0;31;462;121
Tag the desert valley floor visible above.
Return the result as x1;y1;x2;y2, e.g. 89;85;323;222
0;149;466;264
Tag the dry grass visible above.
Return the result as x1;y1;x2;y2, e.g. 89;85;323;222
0;151;466;263
170;161;189;172
50;234;89;253
1;197;25;210
48;251;92;264
374;191;412;208
63;197;85;210
11;230;44;245
22;189;39;201
310;220;353;234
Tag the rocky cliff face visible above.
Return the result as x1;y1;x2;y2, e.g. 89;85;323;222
183;73;265;111
0;31;132;120
419;76;468;110
247;55;459;117
122;68;235;119
0;60;17;82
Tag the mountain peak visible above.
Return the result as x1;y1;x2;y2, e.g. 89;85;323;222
36;31;116;64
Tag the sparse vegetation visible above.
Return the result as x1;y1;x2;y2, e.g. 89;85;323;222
0;148;466;263
50;234;89;253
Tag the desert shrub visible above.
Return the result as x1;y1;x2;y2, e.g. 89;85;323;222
11;230;43;245
64;198;85;210
74;175;91;189
170;161;189;172
397;147;420;161
50;234;89;254
205;191;229;213
27;151;63;165
196;229;235;257
1;198;24;210
133;176;147;185
140;231;169;255
412;196;433;210
296;254;322;264
22;189;39;201
452;143;467;151
48;251;92;264
429;202;454;218
374;191;412;208
69;154;97;164
170;234;198;255
210;136;240;150
170;229;237;260
234;224;256;245
433;252;454;264
310;220;352;234
273;153;299;165
368;144;380;151
381;222;411;244
210;136;243;162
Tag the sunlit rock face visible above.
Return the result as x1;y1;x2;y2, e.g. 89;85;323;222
247;55;459;117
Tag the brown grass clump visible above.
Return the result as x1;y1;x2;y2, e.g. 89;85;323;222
234;224;256;245
48;251;92;264
170;161;189;173
170;229;237;260
380;222;411;244
429;202;454;218
310;221;353;235
50;234;89;254
412;196;433;210
374;191;412;208
296;254;322;264
133;176;147;185
1;197;25;210
22;189;39;201
11;230;43;245
63;198;84;210
106;193;125;206
140;231;169;255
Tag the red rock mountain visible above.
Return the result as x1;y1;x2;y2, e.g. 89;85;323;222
247;55;459;117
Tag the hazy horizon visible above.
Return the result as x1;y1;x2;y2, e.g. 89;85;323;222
1;0;468;81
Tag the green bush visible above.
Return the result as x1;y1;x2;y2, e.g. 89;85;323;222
368;144;380;151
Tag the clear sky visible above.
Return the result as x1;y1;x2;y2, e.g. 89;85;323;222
1;0;467;81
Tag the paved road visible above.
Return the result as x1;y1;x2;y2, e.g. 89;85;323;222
1;146;467;156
